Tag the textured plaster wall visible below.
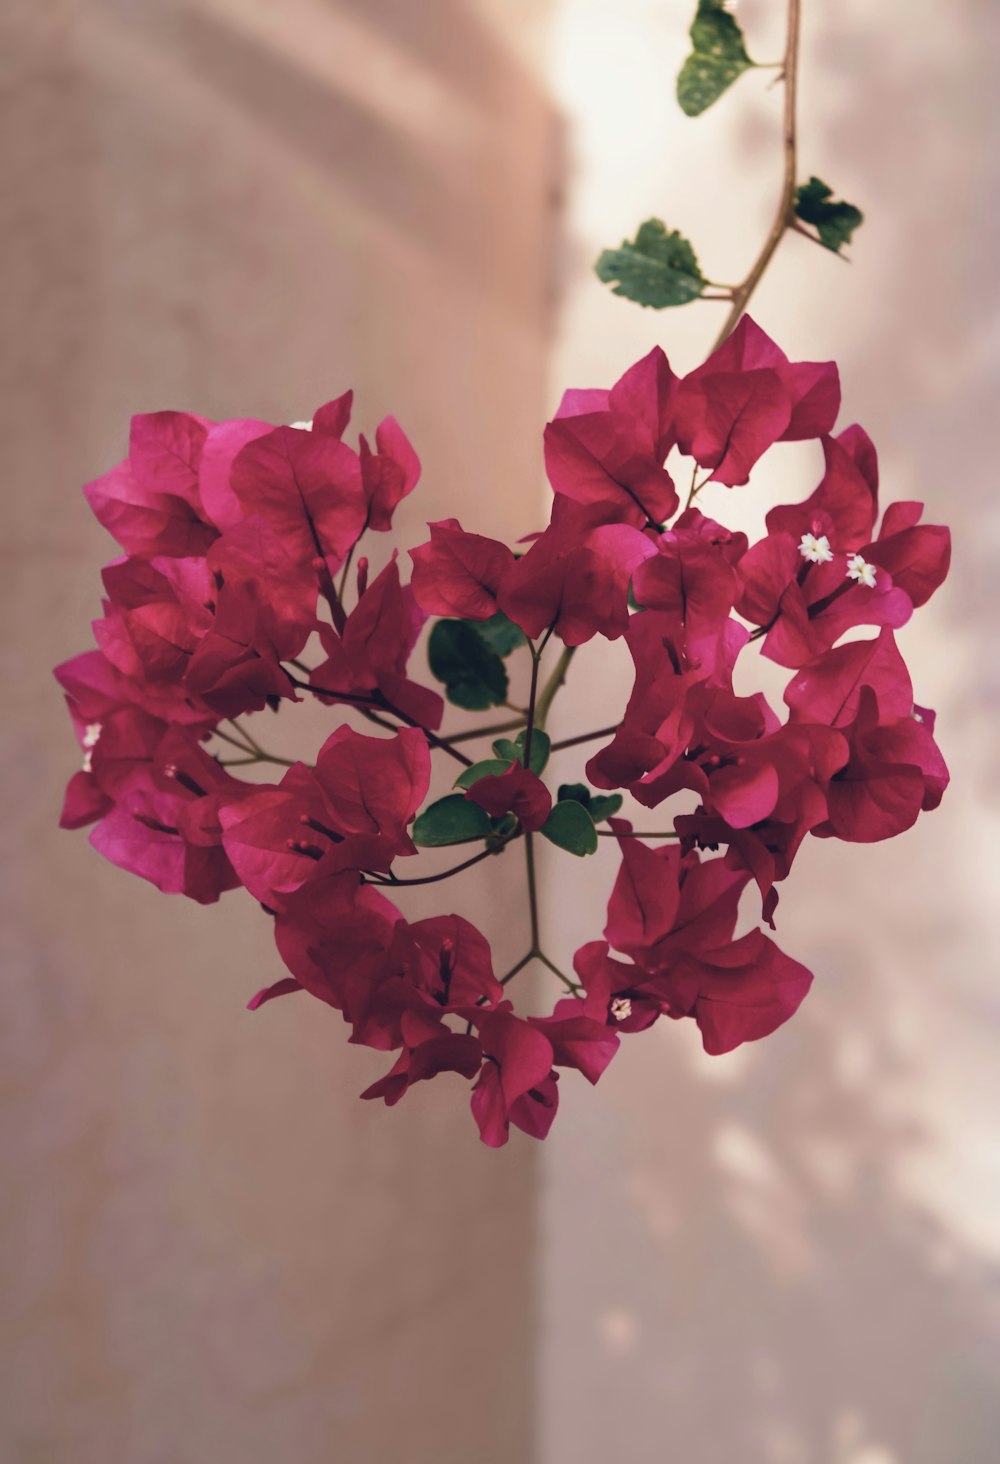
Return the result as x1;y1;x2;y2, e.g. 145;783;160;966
0;3;559;1460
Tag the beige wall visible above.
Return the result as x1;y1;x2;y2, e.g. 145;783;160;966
3;2;998;1461
1;4;559;1460
541;2;1000;1461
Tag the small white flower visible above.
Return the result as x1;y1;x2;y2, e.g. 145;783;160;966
289;419;313;431
845;552;877;589
82;722;102;772
798;532;833;564
911;707;924;724
610;997;632;1022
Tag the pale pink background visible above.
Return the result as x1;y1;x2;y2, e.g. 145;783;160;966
2;2;998;1462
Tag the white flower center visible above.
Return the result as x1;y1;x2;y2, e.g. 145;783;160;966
289;419;313;431
610;996;632;1022
845;553;877;589
911;707;924;724
798;532;833;564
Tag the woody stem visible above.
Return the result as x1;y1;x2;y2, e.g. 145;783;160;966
708;0;801;352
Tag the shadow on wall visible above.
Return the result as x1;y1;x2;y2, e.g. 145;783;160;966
543;1;1000;1459
548;963;999;1464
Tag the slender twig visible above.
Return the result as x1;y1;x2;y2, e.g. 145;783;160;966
596;828;679;840
537;952;581;995
521;638;545;771
373;699;474;767
445;716;527;746
218;753;297;768
549;725;618;753
284;673;375;706
525;834;540;953
285;673;473;767
370;843;507;888
211;726;257;755
337;540;358;602
228;717;265;755
708;0;802;352
685;468;715;511
500;953;533;987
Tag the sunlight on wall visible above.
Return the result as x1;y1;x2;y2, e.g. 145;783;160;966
539;2;1000;1461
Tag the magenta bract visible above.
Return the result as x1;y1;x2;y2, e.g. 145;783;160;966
56;324;951;1145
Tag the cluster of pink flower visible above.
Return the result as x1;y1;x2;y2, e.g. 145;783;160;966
56;318;950;1146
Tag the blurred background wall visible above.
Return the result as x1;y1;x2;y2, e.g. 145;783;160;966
1;3;559;1460
2;2;998;1462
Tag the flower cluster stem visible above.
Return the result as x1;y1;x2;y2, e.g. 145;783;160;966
535;645;576;730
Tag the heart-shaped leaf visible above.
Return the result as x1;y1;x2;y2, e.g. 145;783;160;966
473;611;527;657
492;728;551;776
412;795;493;847
454;758;515;790
540;800;598;857
428;619;508;711
557;783;623;824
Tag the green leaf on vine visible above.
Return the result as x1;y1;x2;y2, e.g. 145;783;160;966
492;728;551;776
540;800;598;857
454;758;514;789
557;783;623;824
794;177;863;253
473;611;527;658
428;620;508;710
676;0;753;117
412;794;493;847
595;219;706;309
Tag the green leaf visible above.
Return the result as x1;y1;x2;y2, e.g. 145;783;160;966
453;758;514;790
557;782;591;805
676;0;753;117
595;218;706;309
428;619;508;711
492;728;551;776
557;782;623;825
540;800;598;857
473;611;527;658
589;794;624;824
794;177;863;254
412;794;493;847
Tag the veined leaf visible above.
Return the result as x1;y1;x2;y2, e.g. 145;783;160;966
677;0;753;117
596;218;706;309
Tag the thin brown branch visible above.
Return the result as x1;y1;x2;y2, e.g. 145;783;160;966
549;725;618;753
370;842;509;888
285;673;473;767
596;829;679;840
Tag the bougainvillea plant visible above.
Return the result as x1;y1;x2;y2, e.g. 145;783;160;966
55;1;950;1145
